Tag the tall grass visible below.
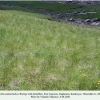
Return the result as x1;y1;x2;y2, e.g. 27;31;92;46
0;10;100;90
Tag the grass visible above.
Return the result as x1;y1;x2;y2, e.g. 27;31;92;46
73;12;100;19
0;1;100;15
0;10;100;90
0;1;84;13
0;1;100;21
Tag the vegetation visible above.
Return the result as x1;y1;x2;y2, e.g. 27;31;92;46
0;1;100;19
0;10;100;90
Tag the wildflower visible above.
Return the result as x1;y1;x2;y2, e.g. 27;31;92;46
96;86;98;87
82;74;87;77
98;81;100;83
84;74;87;77
98;83;99;84
14;68;17;70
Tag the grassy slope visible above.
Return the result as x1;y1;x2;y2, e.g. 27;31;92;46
0;1;100;19
0;10;100;90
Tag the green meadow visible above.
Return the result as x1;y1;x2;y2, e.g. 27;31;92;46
0;2;100;90
0;1;100;19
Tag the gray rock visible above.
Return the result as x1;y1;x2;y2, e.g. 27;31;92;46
91;18;99;22
91;22;100;26
69;18;75;21
79;12;87;15
75;18;85;23
73;11;78;15
84;19;91;23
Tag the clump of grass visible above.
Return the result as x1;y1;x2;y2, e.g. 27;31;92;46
0;10;100;90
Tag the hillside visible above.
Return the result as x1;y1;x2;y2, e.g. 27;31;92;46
0;1;100;26
0;1;100;18
0;10;100;90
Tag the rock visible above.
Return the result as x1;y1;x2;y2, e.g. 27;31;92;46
91;18;99;22
75;18;85;23
84;19;91;23
91;22;100;26
73;11;78;15
69;18;75;21
79;12;87;15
